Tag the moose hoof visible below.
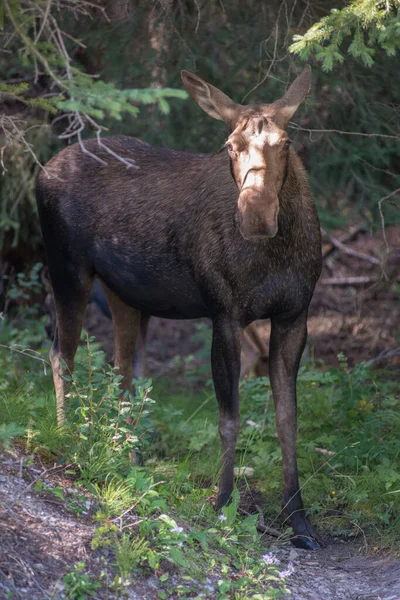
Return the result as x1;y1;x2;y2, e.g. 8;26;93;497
290;515;324;550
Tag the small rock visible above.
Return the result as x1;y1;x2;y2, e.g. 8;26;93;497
233;466;254;477
146;576;159;590
54;581;64;591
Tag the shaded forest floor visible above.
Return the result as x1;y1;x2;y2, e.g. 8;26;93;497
1;447;400;600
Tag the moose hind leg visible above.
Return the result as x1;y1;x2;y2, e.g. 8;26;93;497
50;273;92;425
269;311;323;550
212;316;241;509
99;281;141;395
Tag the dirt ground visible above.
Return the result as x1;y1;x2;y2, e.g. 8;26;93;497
1;448;400;600
83;225;400;375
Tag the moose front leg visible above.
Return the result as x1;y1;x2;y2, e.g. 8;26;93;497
212;315;241;510
269;311;322;550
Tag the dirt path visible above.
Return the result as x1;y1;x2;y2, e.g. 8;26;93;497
1;450;399;600
278;545;400;600
0;451;159;600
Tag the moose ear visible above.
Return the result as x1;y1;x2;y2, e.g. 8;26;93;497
272;65;311;121
181;70;241;125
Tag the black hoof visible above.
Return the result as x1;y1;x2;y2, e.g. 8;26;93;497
291;534;322;550
290;515;324;550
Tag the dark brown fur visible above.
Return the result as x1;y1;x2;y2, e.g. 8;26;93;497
36;68;322;549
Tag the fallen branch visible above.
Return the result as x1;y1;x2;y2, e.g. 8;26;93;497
321;228;380;265
322;225;367;260
25;463;74;493
320;276;375;286
365;346;400;366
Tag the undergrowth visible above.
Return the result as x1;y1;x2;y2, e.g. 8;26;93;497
0;280;399;597
150;359;400;547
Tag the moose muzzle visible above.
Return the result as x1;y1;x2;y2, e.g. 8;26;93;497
238;188;279;239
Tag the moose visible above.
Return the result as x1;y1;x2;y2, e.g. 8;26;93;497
36;66;322;549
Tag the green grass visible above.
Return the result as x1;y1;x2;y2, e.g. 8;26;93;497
1;301;400;597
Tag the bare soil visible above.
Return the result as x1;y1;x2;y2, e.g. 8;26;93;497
0;449;161;599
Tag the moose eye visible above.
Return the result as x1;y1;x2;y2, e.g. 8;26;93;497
284;139;292;147
226;143;234;153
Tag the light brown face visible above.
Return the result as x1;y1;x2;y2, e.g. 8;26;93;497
226;115;291;239
181;66;311;241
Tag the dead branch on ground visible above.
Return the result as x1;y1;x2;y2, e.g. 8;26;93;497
320;276;375;286
321;228;381;266
365;346;400;366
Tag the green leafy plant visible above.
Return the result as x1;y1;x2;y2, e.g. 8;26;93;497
114;533;150;579
62;562;100;600
0;422;25;446
55;334;154;481
0;82;58;113
57;75;187;121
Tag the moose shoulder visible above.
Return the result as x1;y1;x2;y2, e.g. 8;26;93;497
36;66;322;550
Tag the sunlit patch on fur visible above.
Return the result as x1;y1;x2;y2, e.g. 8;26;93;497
243;169;265;190
267;131;281;146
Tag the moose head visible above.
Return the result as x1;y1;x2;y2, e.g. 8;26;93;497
181;66;311;239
